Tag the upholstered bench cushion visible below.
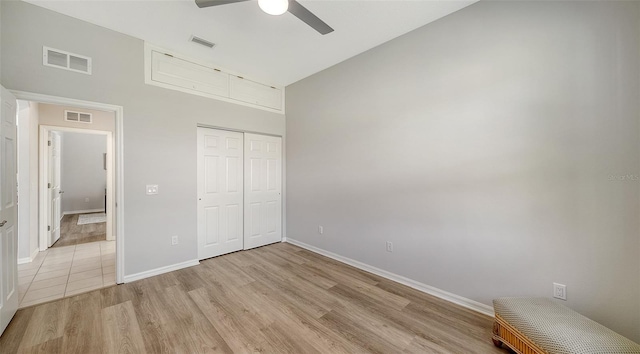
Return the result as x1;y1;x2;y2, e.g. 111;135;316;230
493;298;640;354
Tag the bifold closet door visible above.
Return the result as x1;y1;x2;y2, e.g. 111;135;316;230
244;133;282;250
197;128;244;260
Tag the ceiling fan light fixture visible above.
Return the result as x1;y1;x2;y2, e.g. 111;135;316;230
258;0;288;16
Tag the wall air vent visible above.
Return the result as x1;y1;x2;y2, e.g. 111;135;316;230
65;110;92;124
43;47;92;75
190;36;216;49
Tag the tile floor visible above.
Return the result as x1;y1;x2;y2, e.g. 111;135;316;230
17;240;116;308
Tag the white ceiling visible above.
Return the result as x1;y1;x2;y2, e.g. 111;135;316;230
24;0;476;87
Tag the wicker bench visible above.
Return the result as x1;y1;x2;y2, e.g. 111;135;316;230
492;298;640;354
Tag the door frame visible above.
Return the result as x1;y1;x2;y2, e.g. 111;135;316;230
12;91;125;284
40;125;113;247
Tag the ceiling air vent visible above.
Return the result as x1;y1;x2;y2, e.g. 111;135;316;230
65;110;92;124
189;35;215;49
43;47;92;75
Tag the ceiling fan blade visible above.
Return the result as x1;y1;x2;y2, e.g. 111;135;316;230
287;0;334;35
195;0;251;9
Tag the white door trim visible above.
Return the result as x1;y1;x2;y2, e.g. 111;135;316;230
195;123;282;138
11;91;125;285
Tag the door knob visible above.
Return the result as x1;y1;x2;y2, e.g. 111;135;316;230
59;190;65;194
0;220;6;227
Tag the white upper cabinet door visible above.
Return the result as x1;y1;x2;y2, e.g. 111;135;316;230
151;51;229;98
243;133;282;250
0;86;19;337
197;128;244;260
229;76;282;111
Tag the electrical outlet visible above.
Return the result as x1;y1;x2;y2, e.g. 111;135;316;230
146;185;159;195
386;241;393;252
553;283;567;300
318;226;323;234
171;235;179;245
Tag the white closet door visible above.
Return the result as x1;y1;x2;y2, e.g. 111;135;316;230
197;128;244;260
244;133;282;250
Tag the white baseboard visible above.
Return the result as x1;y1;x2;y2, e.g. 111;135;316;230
63;209;105;216
18;247;41;264
123;259;200;283
286;238;494;318
31;247;40;262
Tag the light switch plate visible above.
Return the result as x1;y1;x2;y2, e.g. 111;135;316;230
146;184;159;195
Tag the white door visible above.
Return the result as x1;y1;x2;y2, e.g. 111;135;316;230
0;86;19;336
47;131;61;247
244;134;282;250
197;128;244;260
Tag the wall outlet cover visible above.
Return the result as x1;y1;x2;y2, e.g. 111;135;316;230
553;283;567;300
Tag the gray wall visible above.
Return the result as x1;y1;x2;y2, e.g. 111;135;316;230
60;132;107;213
1;1;285;275
286;1;640;342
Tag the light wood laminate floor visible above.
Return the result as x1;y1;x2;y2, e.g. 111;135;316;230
51;213;107;248
0;242;508;354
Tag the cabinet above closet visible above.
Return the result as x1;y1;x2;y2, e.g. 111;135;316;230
144;43;284;114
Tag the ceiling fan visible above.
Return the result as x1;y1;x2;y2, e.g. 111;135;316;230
195;0;334;35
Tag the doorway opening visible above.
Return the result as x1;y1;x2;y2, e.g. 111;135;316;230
40;125;114;251
13;92;124;309
50;131;109;248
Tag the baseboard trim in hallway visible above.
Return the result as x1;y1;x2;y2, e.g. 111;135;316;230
17;248;40;265
286;238;495;318
62;208;105;216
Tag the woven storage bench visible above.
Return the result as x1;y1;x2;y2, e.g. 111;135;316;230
492;298;640;354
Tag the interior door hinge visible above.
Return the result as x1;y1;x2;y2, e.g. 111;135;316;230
47;225;51;231
48;183;51;188
48;140;51;146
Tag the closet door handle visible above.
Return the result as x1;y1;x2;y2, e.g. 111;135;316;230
0;220;6;227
